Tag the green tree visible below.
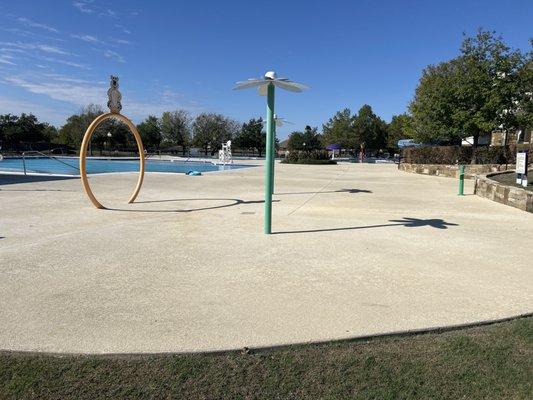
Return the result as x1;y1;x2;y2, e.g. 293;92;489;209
321;108;354;149
0;114;21;150
352;105;388;151
137;115;162;150
287;126;322;151
59;104;104;149
233;118;265;156
500;40;532;137
387;113;413;150
192;113;239;155
58;104;133;154
160;110;191;155
0;113;50;151
42;124;59;145
409;30;531;147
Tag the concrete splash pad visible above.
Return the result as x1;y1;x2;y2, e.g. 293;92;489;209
0;163;531;353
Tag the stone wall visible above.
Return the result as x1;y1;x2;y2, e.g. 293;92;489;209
474;172;533;213
399;163;513;179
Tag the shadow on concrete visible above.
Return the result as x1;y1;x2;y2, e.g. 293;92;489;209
108;198;279;213
0;174;77;191
274;188;372;195
273;217;458;235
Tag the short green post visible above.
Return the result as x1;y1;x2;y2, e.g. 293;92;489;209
264;83;275;234
458;165;465;196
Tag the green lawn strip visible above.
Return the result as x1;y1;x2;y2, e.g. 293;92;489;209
1;317;531;400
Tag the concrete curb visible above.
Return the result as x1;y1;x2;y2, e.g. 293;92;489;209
1;313;530;358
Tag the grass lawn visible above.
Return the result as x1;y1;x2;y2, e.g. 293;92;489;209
1;317;531;399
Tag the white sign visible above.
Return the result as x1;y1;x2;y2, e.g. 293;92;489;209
516;152;527;174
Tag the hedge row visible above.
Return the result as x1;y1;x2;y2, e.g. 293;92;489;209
401;143;533;165
282;150;337;165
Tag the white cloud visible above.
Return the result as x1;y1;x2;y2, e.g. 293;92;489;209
4;76;105;106
42;74;91;84
0;41;70;55
0;58;16;65
114;24;131;35
41;57;89;69
0;95;67;125
104;50;124;63
71;34;100;43
1;26;65;43
38;45;68;55
112;38;131;45
101;9;116;18
16;17;59;34
72;1;94;14
72;1;117;18
0;48;27;54
3;75;203;124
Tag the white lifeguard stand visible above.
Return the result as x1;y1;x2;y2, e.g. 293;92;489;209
218;140;233;165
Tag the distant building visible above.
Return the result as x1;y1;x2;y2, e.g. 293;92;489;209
461;129;532;147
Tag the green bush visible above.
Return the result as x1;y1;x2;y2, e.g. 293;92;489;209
402;144;532;165
282;150;337;165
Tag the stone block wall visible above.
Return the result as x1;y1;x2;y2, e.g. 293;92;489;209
399;163;513;179
474;173;533;213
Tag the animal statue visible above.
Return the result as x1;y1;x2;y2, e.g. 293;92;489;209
107;75;122;113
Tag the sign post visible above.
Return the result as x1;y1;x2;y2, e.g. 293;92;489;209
516;151;528;188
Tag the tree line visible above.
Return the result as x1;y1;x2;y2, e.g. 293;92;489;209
0;113;58;152
0;106;269;156
309;30;532;152
1;30;531;155
407;30;531;147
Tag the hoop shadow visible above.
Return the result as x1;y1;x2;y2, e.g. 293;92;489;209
108;198;279;213
273;217;458;235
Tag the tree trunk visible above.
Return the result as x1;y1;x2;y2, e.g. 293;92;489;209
471;133;479;164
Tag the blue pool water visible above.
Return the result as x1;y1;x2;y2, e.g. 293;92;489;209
0;157;253;175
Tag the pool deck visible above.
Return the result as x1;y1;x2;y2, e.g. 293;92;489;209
0;162;532;354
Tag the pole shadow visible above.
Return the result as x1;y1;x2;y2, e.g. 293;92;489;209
107;198;279;213
274;188;372;195
272;217;458;235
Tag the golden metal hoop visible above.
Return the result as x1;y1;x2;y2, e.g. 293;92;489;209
79;112;145;209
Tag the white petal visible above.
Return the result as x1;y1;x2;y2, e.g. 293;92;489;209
233;79;264;90
273;80;309;92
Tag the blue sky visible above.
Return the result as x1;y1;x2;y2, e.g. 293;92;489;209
0;0;531;139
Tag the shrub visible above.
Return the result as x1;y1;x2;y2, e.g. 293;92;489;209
282;150;337;165
402;143;532;165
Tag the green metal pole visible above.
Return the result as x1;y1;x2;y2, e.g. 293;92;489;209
264;83;275;234
271;123;275;194
458;165;465;196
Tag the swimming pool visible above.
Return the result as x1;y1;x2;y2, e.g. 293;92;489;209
0;157;253;175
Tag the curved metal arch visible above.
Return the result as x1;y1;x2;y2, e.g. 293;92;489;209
79;112;145;209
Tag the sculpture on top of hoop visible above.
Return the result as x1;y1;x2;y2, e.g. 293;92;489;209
107;75;122;113
79;75;146;209
218;140;233;165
